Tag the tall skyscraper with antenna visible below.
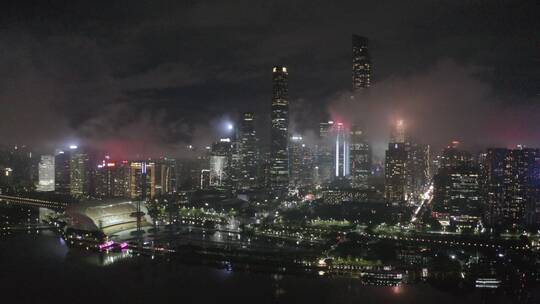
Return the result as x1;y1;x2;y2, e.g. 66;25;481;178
269;66;289;191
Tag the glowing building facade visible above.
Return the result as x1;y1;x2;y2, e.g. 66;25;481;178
37;155;55;192
289;135;314;187
269;66;289;190
385;142;408;205
238;112;259;189
129;161;156;199
209;138;231;188
95;160;130;198
54;150;70;194
352;35;371;91
155;158;177;195
334;123;350;177
350;125;371;189
316;121;335;185
482;147;540;228
70;150;90;197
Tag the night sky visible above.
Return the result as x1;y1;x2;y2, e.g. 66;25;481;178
1;0;539;159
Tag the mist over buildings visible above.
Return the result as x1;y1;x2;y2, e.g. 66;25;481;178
329;59;540;160
0;1;538;159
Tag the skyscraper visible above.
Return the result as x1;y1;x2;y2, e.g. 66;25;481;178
37;155;55;192
385;142;408;205
70;149;90;197
209;138;232;188
269;66;289;190
350;125;371;189
54;150;70;194
316;121;335;185
130;161;156;199
238;112;259;189
352;35;371;91
385;121;408;205
95;160;130;198
289;135;314;187
433;166;481;219
482;147;540;228
155;158;177;196
384;121;430;205
405;140;430;200
334;123;350;177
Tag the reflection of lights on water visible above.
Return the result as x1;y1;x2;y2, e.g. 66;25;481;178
102;250;133;266
392;285;402;294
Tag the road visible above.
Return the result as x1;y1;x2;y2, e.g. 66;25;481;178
411;184;434;224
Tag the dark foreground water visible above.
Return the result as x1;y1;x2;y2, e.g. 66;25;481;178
0;231;536;304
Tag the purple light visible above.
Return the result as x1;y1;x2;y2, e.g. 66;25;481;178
99;240;115;249
120;242;129;249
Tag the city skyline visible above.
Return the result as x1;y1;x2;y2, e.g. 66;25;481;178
2;2;540;303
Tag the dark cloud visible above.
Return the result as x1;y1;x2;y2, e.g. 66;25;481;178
0;0;538;158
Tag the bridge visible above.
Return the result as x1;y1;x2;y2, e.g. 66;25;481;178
0;195;68;210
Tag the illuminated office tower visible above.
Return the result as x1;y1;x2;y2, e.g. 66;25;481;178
352;35;371;91
433;166;481;218
69;149;90;197
385;120;406;203
95;160;130;198
209;138;232;188
316;121;335;185
349;125;371;189
431;141;475;207
130;161;156;199
385;142;408;205
155;158;177;195
269;66;289;190
95;161;115;197
37;155;55;192
334;123;350;177
54;150;70;194
405;140;430;200
289;135;314;187
238;112;259;189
